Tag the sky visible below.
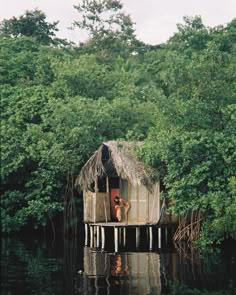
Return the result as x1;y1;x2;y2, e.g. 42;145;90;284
0;0;235;45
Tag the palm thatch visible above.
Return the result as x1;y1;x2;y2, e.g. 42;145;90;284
75;141;156;192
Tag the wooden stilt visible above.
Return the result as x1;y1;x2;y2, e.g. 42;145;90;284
85;223;88;246
149;226;153;250
101;226;105;250
123;227;126;247
114;227;119;252
96;226;100;248
90;225;94;247
136;227;140;249
104;177;109;223
158;227;161;248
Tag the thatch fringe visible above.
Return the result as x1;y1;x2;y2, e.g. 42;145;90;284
75;141;155;192
75;145;105;191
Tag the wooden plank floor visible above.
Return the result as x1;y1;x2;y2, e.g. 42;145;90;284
88;222;155;228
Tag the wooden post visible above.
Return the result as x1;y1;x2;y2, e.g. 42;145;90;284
95;176;98;192
101;226;105;250
90;225;94;248
149;226;153;250
103;177;109;223
114;227;119;252
158;227;161;248
106;177;109;193
103;195;108;223
136;227;140;249
85;223;88;246
96;226;100;248
123;227;126;247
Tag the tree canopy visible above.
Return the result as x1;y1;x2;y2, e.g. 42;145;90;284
72;0;144;60
0;9;59;45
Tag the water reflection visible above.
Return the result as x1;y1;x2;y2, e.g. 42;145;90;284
77;248;161;294
1;235;236;295
1;237;64;295
75;244;236;295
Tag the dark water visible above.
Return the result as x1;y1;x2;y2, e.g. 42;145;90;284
1;228;236;295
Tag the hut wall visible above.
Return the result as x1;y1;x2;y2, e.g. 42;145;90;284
123;181;160;223
148;182;160;223
83;191;93;222
83;191;111;223
83;181;160;223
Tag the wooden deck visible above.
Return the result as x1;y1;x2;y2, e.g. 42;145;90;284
93;222;153;227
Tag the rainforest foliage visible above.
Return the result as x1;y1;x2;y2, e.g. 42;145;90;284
1;1;235;245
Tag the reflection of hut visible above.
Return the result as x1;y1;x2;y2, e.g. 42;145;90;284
76;141;160;224
82;247;162;295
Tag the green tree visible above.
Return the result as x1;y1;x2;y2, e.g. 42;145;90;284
0;9;59;45
0;37;57;86
72;0;143;60
168;16;211;51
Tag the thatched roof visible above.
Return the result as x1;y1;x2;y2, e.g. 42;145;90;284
75;141;156;191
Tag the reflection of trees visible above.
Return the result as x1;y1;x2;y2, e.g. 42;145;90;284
160;242;236;294
174;242;203;285
64;237;79;295
1;237;63;294
168;282;236;295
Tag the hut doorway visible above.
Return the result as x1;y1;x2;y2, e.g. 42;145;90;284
111;188;119;220
109;177;120;221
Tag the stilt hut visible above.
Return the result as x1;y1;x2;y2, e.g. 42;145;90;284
75;141;160;224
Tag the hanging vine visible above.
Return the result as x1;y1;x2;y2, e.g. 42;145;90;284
64;170;78;238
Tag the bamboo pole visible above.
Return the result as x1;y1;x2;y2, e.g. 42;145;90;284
94;176;99;223
85;223;88;246
90;225;94;247
103;195;108;223
101;226;105;250
149;226;153;250
96;226;100;248
158;227;161;248
103;177;109;222
114;227;119;252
